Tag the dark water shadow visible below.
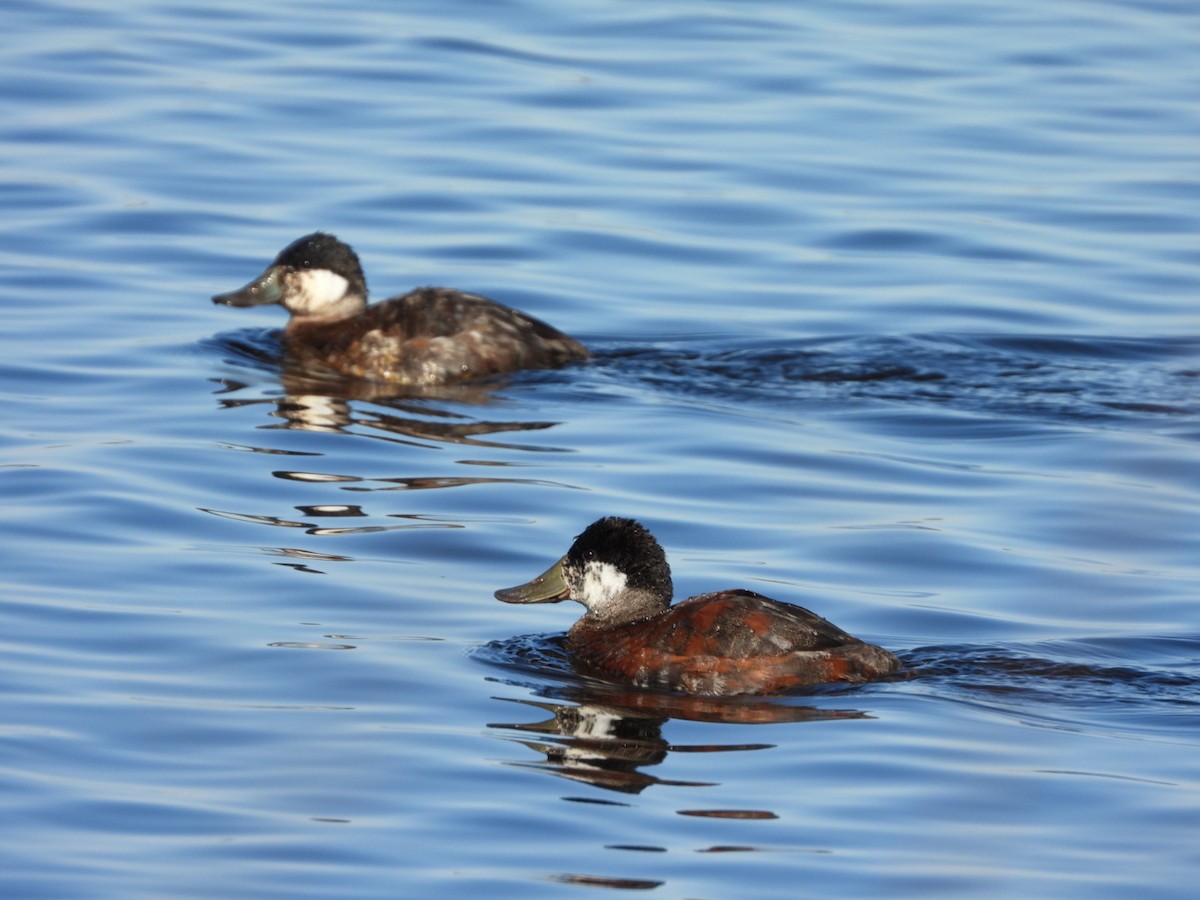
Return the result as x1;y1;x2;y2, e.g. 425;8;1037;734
598;333;1200;431
206;328;1200;444
477;633;879;796
902;639;1200;713
477;631;1200;796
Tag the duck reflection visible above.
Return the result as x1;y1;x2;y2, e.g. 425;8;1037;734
488;683;870;795
205;331;584;550
200;469;580;539
214;371;563;449
208;320;572;448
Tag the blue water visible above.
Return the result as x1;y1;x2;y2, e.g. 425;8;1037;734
3;1;1199;897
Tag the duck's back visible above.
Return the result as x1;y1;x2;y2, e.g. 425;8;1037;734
568;590;901;695
284;287;588;386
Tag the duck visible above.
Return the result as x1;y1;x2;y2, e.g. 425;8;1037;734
495;517;902;696
212;232;589;386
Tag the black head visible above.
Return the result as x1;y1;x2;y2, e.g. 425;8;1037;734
565;517;673;603
494;516;674;622
213;232;370;312
272;232;367;296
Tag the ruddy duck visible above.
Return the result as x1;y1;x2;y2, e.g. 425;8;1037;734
496;517;902;696
212;232;588;386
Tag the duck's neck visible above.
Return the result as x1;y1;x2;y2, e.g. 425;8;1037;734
285;292;366;328
577;588;668;628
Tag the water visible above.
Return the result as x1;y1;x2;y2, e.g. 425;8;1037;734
2;0;1198;896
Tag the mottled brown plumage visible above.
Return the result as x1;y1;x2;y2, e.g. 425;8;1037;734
214;233;588;386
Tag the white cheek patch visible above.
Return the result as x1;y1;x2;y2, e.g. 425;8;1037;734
571;708;620;740
578;560;628;612
287;269;350;315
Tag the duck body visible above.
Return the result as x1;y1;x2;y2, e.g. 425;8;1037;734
496;517;901;696
566;589;901;695
213;233;588;386
281;285;588;386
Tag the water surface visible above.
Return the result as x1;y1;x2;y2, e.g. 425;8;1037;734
2;1;1198;897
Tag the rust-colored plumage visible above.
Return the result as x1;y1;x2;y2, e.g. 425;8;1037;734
496;517;901;696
